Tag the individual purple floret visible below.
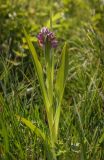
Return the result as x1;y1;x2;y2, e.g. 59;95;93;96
37;27;58;48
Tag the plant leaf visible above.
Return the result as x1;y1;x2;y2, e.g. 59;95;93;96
23;29;50;113
53;42;68;141
55;42;68;103
14;50;27;57
16;115;46;141
45;12;62;28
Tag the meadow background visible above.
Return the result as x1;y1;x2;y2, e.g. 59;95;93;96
0;0;104;159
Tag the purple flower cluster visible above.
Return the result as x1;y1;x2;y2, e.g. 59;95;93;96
37;27;58;48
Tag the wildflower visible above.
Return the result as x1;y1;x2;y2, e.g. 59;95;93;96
37;27;58;48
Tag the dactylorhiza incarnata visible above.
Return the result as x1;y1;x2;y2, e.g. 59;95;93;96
37;27;58;48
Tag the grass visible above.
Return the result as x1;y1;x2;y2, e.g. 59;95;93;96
0;26;104;160
0;0;104;159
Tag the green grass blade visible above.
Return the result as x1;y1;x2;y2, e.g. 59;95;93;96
16;115;46;141
98;130;104;145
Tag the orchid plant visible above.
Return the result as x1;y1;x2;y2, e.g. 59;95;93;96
17;27;68;159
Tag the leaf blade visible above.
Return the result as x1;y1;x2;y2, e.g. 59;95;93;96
53;42;68;140
23;29;50;113
16;115;46;141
